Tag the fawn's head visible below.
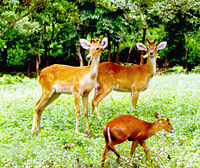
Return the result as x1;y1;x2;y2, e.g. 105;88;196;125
154;112;175;133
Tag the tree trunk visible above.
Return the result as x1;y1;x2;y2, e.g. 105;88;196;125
36;55;40;78
115;42;120;63
80;46;85;65
113;43;116;62
185;43;188;72
43;23;49;68
140;27;146;65
27;55;32;76
1;47;8;72
77;46;83;66
108;40;111;61
127;30;140;63
164;55;168;68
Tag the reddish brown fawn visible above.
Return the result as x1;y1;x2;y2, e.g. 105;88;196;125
91;38;167;119
102;113;175;167
31;37;108;136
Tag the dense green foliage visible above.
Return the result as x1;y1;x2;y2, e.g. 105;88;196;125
0;73;200;167
0;0;199;72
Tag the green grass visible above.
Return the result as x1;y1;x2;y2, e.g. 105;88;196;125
0;73;200;167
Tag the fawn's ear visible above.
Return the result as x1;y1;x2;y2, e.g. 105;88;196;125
136;43;147;51
79;39;91;49
101;37;108;49
157;42;167;50
154;112;161;119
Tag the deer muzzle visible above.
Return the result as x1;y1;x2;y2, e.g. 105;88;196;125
86;55;92;60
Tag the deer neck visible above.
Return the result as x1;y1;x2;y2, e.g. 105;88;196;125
89;56;100;79
146;120;162;138
146;56;156;76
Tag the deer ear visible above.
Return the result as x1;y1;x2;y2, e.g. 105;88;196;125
101;37;108;49
79;39;91;49
136;43;147;51
157;41;167;50
154;112;161;119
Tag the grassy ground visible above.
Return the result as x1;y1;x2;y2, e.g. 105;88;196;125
0;73;200;167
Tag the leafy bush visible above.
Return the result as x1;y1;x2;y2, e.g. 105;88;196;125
0;74;31;85
191;65;200;73
186;29;200;67
171;65;185;73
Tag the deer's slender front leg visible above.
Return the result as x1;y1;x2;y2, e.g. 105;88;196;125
91;86;100;115
140;141;149;160
131;89;139;111
82;94;90;136
32;90;56;135
92;87;113;119
73;91;80;134
102;144;110;167
130;140;139;157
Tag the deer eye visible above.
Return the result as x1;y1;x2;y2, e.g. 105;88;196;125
154;47;157;50
96;47;99;50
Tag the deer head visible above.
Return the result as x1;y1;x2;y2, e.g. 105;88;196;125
79;37;108;61
136;38;167;59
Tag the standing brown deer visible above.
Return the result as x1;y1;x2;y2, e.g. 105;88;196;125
91;38;167;118
31;37;108;136
102;113;175;167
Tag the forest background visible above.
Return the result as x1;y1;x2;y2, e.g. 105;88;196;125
1;1;200;167
0;0;200;76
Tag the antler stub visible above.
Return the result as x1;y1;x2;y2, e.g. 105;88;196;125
91;39;100;44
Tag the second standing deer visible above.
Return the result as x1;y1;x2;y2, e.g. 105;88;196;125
31;37;108;136
91;38;167;118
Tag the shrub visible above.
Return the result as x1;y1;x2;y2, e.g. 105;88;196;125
191;65;200;73
0;74;31;85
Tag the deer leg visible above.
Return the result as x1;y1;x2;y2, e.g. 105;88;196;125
32;91;60;135
32;98;42;135
92;87;113;119
140;141;149;160
91;86;100;115
102;144;110;168
130;90;140;110
82;94;90;136
108;145;120;161
73;92;80;134
129;140;139;161
32;93;50;134
36;93;60;134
